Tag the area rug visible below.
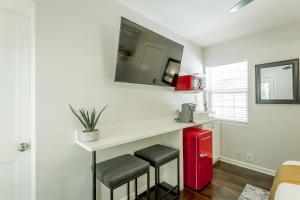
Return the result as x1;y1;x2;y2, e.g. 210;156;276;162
238;184;270;200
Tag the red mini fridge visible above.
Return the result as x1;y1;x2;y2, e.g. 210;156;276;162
183;127;213;190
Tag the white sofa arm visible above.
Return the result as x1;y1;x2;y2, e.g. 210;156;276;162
282;161;300;166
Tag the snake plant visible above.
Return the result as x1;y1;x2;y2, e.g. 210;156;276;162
69;105;107;132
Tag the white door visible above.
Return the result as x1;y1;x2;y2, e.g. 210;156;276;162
0;0;34;200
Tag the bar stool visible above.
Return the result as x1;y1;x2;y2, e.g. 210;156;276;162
134;144;180;200
95;154;150;200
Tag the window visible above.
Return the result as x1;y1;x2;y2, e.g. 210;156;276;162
207;61;248;123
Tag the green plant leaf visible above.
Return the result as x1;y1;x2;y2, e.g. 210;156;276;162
86;110;90;127
69;105;87;130
70;105;107;132
91;109;96;128
79;109;92;131
93;105;107;129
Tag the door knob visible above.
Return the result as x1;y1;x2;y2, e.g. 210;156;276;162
17;143;30;152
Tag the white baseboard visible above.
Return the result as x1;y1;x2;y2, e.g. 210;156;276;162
219;156;276;176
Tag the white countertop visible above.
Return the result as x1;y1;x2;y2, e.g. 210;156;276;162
75;117;218;152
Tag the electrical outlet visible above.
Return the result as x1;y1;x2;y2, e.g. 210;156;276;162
235;153;242;160
247;153;253;162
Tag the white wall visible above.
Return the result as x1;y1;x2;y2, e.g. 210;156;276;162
204;22;300;172
35;0;203;199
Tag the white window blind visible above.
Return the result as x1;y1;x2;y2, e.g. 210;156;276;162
207;61;248;123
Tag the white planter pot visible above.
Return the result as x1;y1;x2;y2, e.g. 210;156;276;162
78;130;100;142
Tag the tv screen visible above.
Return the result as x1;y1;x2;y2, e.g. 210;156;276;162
115;17;184;87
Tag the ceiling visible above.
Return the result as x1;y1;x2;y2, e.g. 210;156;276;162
117;0;300;47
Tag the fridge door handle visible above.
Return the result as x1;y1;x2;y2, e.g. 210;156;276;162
200;153;207;158
201;136;212;141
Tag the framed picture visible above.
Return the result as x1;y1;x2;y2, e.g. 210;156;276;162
255;59;299;104
162;58;181;86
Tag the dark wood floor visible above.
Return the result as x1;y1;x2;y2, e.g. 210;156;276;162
141;161;274;200
180;161;274;200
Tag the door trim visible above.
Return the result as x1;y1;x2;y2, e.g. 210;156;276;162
30;2;36;200
26;1;36;199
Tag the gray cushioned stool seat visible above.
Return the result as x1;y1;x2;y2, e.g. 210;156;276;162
134;144;179;167
95;154;149;188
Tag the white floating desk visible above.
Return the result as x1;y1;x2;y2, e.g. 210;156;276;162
76;117;218;152
75;116;218;200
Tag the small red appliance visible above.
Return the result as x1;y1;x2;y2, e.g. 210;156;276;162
175;75;204;91
183;127;213;190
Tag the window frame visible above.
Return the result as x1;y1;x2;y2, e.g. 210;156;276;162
206;61;249;124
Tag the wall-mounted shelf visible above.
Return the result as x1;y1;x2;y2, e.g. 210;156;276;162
175;74;206;93
173;89;208;94
192;73;206;78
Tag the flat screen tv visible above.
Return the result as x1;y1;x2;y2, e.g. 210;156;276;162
115;17;184;87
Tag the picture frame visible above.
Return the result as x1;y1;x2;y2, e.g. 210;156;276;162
255;59;299;104
162;58;181;86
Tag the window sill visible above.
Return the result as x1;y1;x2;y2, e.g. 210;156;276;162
220;119;248;125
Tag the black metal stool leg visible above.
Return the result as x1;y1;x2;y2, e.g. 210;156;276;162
127;182;130;199
135;178;137;199
147;171;150;200
157;166;160;185
155;167;158;200
110;189;113;200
